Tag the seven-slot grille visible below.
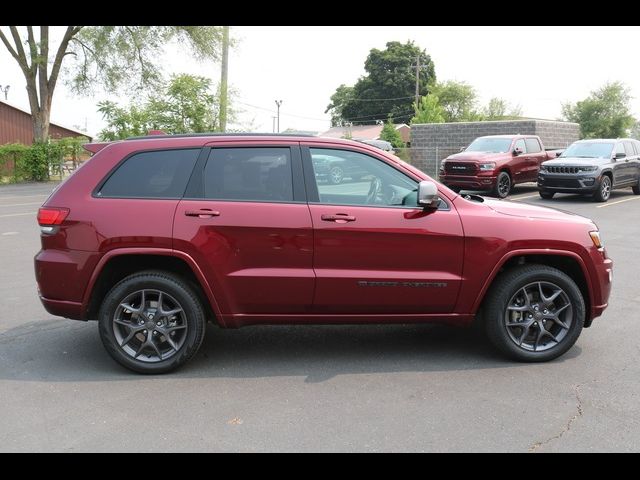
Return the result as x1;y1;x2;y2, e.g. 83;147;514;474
445;162;477;175
546;166;580;174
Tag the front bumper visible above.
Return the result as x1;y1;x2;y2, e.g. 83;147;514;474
537;172;600;193
439;174;497;190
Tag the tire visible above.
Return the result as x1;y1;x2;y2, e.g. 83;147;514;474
328;166;344;185
593;175;612;202
539;190;555;199
483;264;584;362
492;172;512;198
98;271;207;374
632;176;640;195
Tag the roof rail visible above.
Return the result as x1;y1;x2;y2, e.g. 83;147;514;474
125;132;318;140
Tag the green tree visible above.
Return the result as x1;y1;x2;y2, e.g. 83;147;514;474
482;97;523;120
562;82;636;138
410;94;445;124
0;26;222;142
325;84;354;127
98;74;232;140
631;121;640;140
327;41;436;125
379;118;405;148
432;80;480;122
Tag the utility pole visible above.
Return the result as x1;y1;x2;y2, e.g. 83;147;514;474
272;116;277;133
414;54;420;108
275;100;283;133
219;26;230;132
410;54;429;108
0;85;9;101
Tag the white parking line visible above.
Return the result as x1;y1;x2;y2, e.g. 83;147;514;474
0;212;35;218
511;194;540;201
0;194;49;200
596;196;640;208
0;202;43;207
1;231;19;236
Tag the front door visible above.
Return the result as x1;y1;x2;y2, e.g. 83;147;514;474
302;145;464;314
524;137;547;181
173;144;315;315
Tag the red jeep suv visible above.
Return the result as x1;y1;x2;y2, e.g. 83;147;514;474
35;134;612;373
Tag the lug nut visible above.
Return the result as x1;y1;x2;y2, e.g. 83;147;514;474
156;321;161;326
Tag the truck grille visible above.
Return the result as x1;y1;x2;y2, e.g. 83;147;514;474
546;166;579;174
445;162;477;175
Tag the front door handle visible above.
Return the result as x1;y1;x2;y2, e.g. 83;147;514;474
185;209;220;218
321;213;356;223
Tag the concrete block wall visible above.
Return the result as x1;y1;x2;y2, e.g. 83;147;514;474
409;120;580;174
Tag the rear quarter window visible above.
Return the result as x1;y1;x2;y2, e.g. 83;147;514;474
97;148;200;198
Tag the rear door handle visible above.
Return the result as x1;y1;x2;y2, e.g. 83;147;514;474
185;209;220;218
321;214;356;223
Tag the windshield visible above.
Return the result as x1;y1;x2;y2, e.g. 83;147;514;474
465;138;512;153
560;142;614;159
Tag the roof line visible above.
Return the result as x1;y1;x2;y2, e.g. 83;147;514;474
0;99;92;138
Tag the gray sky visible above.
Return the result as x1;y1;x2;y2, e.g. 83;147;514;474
1;26;639;137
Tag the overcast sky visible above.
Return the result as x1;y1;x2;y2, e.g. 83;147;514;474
1;26;639;137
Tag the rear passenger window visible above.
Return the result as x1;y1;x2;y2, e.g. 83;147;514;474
204;148;293;202
624;142;635;156
525;138;542;153
98;149;199;198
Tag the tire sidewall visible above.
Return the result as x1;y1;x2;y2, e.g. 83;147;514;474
494;172;511;198
329;166;343;184
485;266;585;362
98;273;206;374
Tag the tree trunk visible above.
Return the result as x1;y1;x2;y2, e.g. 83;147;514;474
32;111;50;143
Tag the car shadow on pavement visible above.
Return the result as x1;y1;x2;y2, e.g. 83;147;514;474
0;319;581;383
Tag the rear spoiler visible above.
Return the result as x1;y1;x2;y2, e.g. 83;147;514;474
83;142;110;154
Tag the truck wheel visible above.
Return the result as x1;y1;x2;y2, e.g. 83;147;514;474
593;176;611;202
98;271;207;374
493;172;511;198
632;176;640;195
483;264;584;362
539;190;555;199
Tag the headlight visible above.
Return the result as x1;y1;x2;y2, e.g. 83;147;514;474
578;166;598;172
479;163;495;171
589;231;603;249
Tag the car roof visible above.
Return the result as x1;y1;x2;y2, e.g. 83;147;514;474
574;138;635;143
476;135;535;139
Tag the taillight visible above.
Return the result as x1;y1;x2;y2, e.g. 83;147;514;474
37;207;69;234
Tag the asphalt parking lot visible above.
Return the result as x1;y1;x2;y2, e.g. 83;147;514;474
1;181;639;452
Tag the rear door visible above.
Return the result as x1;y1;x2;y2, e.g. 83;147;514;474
622;141;638;185
302;144;464;314
173;142;315;316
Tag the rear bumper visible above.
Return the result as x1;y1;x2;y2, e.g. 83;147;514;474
34;248;99;320
440;174;496;190
39;297;85;320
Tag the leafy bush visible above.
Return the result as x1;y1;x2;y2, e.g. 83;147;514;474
0;136;88;183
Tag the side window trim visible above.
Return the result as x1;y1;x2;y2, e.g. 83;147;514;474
93;147;202;199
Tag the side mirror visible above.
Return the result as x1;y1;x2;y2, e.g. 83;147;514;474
615;152;626;159
417;180;439;209
556;151;562;157
459;147;465;152
513;146;524;155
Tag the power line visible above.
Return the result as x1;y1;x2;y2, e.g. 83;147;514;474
236;100;329;122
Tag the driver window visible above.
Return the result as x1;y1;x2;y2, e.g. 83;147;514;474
309;148;418;207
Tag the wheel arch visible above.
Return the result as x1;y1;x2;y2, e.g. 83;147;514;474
473;250;594;327
83;248;223;325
